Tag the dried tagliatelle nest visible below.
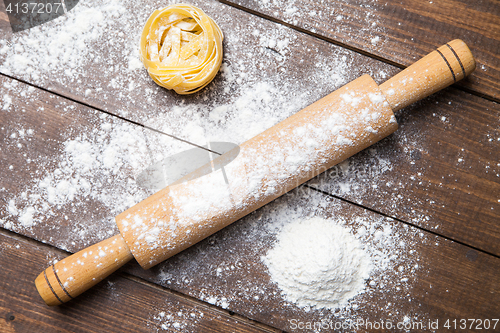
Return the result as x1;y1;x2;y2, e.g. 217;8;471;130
140;4;223;95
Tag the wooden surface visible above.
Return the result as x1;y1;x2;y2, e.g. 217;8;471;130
1;0;499;332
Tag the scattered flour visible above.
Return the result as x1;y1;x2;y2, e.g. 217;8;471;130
263;217;372;309
148;300;213;333
4;115;156;244
0;0;129;79
236;0;387;51
0;0;427;330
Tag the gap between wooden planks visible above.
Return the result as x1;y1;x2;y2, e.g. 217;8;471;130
0;73;499;332
219;0;500;102
0;0;499;330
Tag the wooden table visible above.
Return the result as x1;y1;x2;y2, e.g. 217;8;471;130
0;0;498;332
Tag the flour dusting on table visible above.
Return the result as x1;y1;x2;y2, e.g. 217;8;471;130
0;0;363;247
0;0;427;330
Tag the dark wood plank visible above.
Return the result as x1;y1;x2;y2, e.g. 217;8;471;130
222;0;500;101
3;174;499;333
0;74;148;247
0;228;278;333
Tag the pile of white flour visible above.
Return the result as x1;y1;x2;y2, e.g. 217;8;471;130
263;217;372;309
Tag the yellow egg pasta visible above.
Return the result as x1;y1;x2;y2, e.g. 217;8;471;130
140;4;224;95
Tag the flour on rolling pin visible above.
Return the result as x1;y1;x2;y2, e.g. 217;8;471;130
115;75;397;268
28;39;475;306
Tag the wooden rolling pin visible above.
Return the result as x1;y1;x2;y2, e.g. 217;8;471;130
35;39;475;306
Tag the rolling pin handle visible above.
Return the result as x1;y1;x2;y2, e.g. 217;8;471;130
380;39;476;112
35;234;133;306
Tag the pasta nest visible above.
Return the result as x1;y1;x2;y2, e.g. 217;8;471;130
140;4;224;95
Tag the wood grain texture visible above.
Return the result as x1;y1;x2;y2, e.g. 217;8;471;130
222;0;500;101
2;181;499;332
0;76;134;246
0;229;278;333
0;0;499;332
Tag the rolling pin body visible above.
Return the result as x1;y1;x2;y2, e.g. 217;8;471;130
115;74;397;268
35;39;475;305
